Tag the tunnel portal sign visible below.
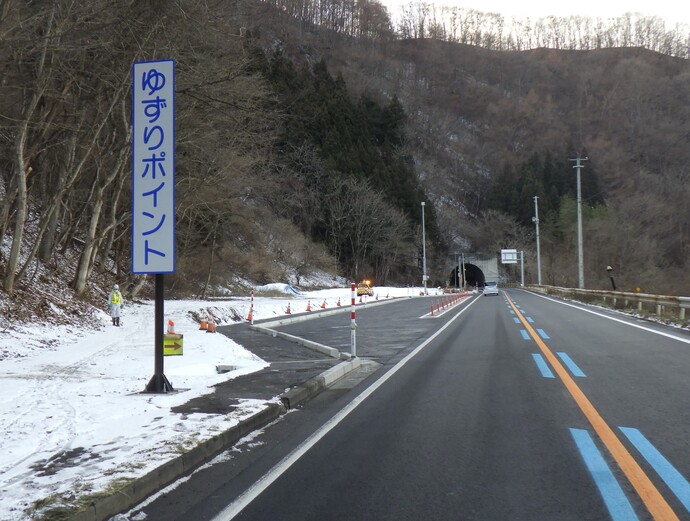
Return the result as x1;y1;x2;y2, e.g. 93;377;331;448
131;59;176;274
501;249;518;264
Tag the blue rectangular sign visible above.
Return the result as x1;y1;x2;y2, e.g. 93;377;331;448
132;59;176;274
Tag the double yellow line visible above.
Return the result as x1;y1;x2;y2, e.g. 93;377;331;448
505;293;679;521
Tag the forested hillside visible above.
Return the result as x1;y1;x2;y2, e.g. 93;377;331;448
261;6;690;294
356;41;689;293
1;0;688;323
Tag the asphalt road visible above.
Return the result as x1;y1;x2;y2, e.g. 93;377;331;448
130;290;690;521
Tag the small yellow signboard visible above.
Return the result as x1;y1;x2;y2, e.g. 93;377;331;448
163;333;183;356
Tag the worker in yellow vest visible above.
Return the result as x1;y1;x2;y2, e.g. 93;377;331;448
109;284;123;326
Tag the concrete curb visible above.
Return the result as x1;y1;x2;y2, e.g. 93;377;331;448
247;297;401;361
69;359;363;521
281;357;362;409
250;325;341;358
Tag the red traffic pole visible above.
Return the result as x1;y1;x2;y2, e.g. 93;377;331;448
247;290;254;324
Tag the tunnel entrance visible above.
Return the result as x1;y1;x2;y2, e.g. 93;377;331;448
449;263;486;289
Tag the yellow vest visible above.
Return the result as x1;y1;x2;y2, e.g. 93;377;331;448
110;290;122;305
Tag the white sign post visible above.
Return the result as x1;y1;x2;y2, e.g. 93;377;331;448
351;283;357;358
501;248;525;286
132;59;176;393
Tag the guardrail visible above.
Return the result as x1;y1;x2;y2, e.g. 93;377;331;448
513;284;690;323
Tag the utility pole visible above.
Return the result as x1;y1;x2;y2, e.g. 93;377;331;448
421;201;427;295
570;156;588;289
532;196;542;285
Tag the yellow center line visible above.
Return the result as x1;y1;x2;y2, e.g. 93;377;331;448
505;292;679;521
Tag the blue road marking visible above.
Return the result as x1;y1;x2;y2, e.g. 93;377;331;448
536;328;550;339
526;317;534;323
531;354;554;378
619;427;690;513
569;428;639;521
520;330;530;340
513;317;520;324
557;352;586;377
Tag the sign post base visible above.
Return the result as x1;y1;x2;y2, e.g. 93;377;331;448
144;373;174;393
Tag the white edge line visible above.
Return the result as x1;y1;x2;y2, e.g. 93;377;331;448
213;296;481;520
525;290;690;345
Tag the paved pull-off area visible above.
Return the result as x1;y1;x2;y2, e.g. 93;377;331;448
72;292;458;521
0;287;429;521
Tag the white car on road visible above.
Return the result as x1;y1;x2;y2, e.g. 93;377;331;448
483;281;499;296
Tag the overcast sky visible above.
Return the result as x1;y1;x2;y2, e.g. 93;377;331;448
381;0;690;27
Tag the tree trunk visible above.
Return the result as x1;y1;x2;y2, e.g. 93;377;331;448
73;196;104;294
0;177;18;266
201;221;218;299
73;135;130;295
99;172;128;269
129;274;148;299
37;192;60;263
3;4;56;294
4;156;29;295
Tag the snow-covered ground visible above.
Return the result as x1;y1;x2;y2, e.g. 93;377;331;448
0;284;430;520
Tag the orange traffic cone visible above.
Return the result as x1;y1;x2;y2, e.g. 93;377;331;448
246;305;253;322
306;301;312;312
167;319;175;334
321;299;327;309
337;297;341;307
286;302;291;315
